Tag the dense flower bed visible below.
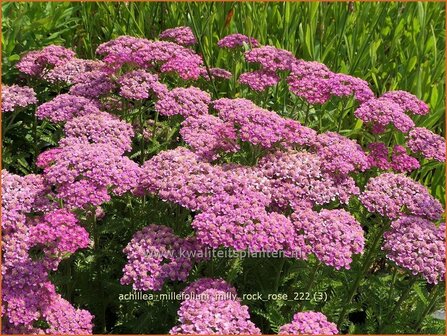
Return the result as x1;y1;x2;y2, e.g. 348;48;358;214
1;26;445;334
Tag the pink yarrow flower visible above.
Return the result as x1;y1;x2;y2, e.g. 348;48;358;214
407;127;445;162
217;33;260;49
279;311;338;335
159;26;197;46
1;84;37;112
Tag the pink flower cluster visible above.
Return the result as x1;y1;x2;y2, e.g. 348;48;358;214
180;114;240;160
140;148;233;211
239;69;280;91
257;151;359;209
367;142;420;173
2;171;93;333
217;33;260;48
159;26;197;46
1;84;37;112
69;70;115;98
367;142;391;170
244;46;295;71
278;311;338;335
360;173;443;220
407;127;445;162
328;73;374;103
28;209;90;270
170;278;260;334
292;209;365;270
156;87;211;118
36;94;101;122
383;216;445;284
2;261;93;334
287;61;375;104
381;90;429;115
1;170;48;233
60;111;135;153
118;69;167;100
354;97;415;133
313;132;369;175
43;58;105;84
390;145;420;173
40;143;141;209
120;224;204;291
287;61;333;104
192;190;303;254
214;98;316;149
96;36;204;79
16;45;75;76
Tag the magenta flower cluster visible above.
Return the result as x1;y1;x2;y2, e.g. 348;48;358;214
60;111;135;153
278;311;338;335
292;209;365;270
407;127;445;162
1;171;93;333
214;98;316;149
360;173;443;220
217;33;260;48
121;224;205;291
43;58;105;84
180;114;240;160
155;86;211;118
118;69;168;100
367;142;420;173
239;69;280;91
159;26;197;46
16;45;75;76
36;94;101;123
3;26;444;334
383;216;445;284
170;278;260;334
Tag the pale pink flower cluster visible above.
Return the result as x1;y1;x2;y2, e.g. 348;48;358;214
1;84;37;112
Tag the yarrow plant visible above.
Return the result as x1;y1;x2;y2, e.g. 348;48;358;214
2;24;445;335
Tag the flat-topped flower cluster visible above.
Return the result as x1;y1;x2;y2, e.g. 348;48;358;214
2;26;445;334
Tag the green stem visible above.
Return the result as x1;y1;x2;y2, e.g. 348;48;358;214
33;114;38;171
336;100;351;132
274;258;286;292
151;109;159;145
297;261;322;311
414;284;443;331
3;108;20;136
305;261;322;293
379;276;418;332
304;103;311;125
337;225;386;326
187;2;218;98
92;211;106;333
387;266;398;303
